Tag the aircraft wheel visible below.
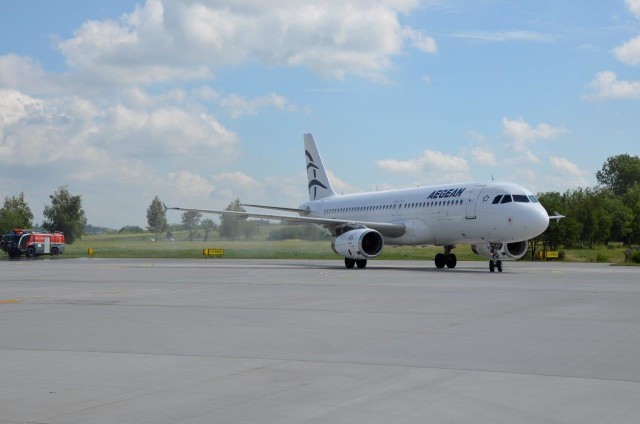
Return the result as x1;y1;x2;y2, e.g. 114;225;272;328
489;261;495;272
435;253;446;268
497;260;503;272
345;258;356;269
445;254;457;268
356;259;367;269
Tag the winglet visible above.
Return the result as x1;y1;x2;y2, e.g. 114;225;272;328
304;133;336;201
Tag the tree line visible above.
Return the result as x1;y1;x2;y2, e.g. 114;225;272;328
146;196;328;242
535;154;640;250
147;197;262;242
0;186;87;244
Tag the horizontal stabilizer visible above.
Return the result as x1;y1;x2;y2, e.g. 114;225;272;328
241;203;310;215
549;211;565;222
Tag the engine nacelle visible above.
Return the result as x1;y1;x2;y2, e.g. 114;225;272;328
471;240;528;260
332;229;384;260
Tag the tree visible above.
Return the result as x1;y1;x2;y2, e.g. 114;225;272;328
219;198;246;240
623;184;640;245
182;210;202;241
242;221;259;240
596;154;640;196
201;218;217;241
0;192;34;234
42;186;87;244
146;196;167;242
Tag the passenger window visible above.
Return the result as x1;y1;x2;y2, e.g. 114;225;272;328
492;195;503;204
500;195;513;204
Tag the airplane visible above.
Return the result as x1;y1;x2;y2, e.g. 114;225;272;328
167;133;561;272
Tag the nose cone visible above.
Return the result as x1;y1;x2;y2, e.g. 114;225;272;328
525;205;550;238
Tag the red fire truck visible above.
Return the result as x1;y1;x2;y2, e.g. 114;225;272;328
0;229;65;258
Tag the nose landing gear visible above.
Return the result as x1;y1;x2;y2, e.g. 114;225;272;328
489;243;503;272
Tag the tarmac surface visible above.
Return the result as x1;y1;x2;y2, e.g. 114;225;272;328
1;258;640;423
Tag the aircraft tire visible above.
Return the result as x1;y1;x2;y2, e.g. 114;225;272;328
435;253;446;268
489;261;495;272
497;260;503;272
445;254;457;268
345;258;356;269
356;260;367;269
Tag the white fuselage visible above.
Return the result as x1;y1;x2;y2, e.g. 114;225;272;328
300;181;550;246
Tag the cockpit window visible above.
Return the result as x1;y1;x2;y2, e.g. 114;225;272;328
492;195;503;204
513;195;530;203
528;195;539;203
500;195;513;204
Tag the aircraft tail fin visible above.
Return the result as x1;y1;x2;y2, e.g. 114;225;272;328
304;133;336;201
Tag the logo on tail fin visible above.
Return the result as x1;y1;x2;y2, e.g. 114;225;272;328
304;133;336;201
306;150;326;199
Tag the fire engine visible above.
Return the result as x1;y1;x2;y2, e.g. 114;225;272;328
0;229;65;258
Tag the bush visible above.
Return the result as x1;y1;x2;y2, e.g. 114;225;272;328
558;250;565;260
119;225;144;233
595;253;609;263
631;251;640;264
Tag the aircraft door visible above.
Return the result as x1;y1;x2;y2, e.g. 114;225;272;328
393;200;404;216
465;185;486;219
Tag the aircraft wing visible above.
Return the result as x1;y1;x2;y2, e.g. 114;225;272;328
165;206;406;238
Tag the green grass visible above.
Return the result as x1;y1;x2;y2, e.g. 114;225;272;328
41;229;639;265
65;231;484;261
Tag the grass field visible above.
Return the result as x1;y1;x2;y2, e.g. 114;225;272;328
56;230;635;264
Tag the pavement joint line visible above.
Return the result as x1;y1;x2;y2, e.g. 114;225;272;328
3;347;640;385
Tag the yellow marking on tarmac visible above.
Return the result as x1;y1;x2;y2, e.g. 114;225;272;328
0;298;21;304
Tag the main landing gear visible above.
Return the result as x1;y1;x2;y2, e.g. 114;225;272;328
435;245;457;269
489;243;503;273
345;258;367;269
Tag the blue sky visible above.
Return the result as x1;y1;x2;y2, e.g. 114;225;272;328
1;0;640;228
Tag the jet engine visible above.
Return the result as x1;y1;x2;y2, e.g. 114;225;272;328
471;240;528;260
332;228;384;260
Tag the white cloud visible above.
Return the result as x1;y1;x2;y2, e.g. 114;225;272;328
609;1;640;66
219;92;297;118
53;0;435;84
403;27;437;53
626;0;640;20
167;170;215;198
612;35;640;66
325;169;353;194
548;156;589;188
584;71;640;100
212;172;260;190
452;30;553;43
103;104;238;158
501;117;568;163
470;147;497;166
376;149;471;184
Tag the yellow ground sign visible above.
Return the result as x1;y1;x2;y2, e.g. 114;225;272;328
537;250;559;260
203;248;224;257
